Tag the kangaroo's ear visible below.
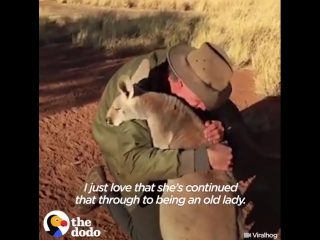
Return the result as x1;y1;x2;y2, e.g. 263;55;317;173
118;80;134;99
131;59;150;84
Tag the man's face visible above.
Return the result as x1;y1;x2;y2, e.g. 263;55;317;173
168;75;206;111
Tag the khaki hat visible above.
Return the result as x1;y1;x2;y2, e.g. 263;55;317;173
167;42;233;111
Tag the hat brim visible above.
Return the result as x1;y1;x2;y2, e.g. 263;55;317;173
167;44;197;86
167;44;232;111
167;44;207;102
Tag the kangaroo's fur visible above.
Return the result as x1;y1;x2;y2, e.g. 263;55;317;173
106;59;245;240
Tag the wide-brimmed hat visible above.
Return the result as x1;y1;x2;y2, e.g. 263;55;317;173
167;42;234;111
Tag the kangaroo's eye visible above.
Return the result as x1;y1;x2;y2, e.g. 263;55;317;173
114;107;120;111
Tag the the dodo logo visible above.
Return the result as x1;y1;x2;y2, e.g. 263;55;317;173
43;210;70;237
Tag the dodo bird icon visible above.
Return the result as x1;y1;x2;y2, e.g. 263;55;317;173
43;210;70;237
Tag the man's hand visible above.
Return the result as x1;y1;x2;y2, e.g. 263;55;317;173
206;143;233;171
204;120;224;144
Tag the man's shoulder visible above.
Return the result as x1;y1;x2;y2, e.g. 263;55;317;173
105;49;167;102
118;49;168;80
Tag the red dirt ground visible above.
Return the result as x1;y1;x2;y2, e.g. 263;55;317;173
39;44;280;240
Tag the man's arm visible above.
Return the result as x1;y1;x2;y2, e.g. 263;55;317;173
117;119;210;183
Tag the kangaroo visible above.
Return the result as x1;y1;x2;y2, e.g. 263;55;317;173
106;59;248;240
107;59;280;160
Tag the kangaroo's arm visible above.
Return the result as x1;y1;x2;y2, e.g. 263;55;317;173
147;117;173;149
148;114;209;150
169;124;209;150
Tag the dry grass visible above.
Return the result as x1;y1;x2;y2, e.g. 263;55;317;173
40;0;280;96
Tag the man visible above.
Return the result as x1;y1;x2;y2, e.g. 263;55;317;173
75;42;239;239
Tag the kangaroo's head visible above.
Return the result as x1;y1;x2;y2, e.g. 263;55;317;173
106;59;150;126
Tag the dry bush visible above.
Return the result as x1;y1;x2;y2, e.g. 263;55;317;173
39;11;201;55
190;0;280;96
41;0;280;96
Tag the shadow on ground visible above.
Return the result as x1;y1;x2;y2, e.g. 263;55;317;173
39;44;125;116
222;97;280;237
